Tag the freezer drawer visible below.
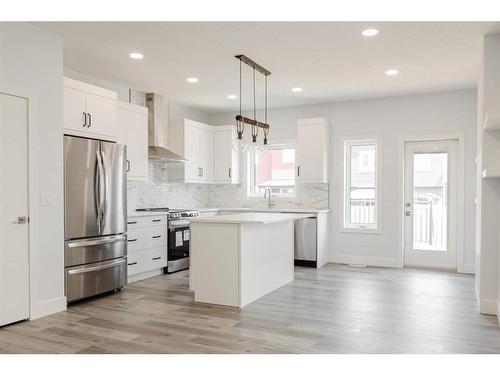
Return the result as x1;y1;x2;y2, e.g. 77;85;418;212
65;234;127;267
294;218;317;265
65;257;127;303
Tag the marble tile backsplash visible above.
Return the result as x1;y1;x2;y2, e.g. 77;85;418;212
206;182;329;210
127;161;330;211
127;161;209;211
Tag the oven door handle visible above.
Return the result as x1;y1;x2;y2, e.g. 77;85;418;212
168;222;190;229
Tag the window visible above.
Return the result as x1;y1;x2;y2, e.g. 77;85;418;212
344;139;379;230
247;145;295;197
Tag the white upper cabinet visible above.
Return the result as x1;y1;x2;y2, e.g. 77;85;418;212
63;86;87;132
169;119;214;183
63;77;118;141
213;126;240;184
117;102;149;181
199;127;214;182
296;118;330;183
183;122;201;181
168;120;239;184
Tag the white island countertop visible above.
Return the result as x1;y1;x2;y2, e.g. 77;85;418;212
189;212;313;224
198;207;330;214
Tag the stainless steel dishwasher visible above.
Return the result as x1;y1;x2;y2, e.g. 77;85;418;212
294;217;317;267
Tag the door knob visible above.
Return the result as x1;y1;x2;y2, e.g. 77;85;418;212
13;216;28;224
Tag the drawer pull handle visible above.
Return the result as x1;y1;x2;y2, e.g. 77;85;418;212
152;219;161;223
67;258;126;275
127;238;138;242
128;261;138;266
128;221;138;225
152;256;162;261
152;235;161;239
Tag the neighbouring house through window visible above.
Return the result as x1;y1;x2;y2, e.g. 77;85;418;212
247;145;296;197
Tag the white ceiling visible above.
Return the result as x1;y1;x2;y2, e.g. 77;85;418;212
37;22;500;113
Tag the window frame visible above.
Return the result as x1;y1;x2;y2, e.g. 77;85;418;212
342;138;382;233
246;142;297;198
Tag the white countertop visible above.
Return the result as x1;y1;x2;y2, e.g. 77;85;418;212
189;212;314;224
128;211;169;218
198;207;330;214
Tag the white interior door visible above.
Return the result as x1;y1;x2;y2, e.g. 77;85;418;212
403;139;458;270
0;92;30;326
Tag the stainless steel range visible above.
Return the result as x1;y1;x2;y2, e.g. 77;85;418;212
167;209;199;273
135;208;199;273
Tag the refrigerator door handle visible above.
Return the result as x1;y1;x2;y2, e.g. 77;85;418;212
100;149;108;231
94;150;102;234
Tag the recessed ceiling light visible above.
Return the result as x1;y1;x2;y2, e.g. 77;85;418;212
227;94;238;100
361;28;379;37
129;52;144;60
385;69;399;76
292;87;303;93
186;77;199;83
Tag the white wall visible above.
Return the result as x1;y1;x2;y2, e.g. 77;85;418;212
210;89;477;272
0;23;65;318
475;34;500;316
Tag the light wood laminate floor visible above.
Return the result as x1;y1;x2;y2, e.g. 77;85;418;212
1;264;499;354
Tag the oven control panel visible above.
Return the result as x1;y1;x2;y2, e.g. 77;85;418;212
168;211;199;220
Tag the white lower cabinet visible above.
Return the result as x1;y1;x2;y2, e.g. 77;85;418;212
127;215;167;283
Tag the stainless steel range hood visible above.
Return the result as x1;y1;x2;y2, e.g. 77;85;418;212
146;93;187;163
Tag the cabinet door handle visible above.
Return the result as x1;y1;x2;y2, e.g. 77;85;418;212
127;261;138;266
152;235;161;239
297;166;301;177
152;256;162;261
152;219;161;223
127;238;138;242
127;221;137;225
126;160;131;172
229;168;232;179
88;113;92;127
83;112;87;127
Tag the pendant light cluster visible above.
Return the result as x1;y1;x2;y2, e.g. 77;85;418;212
235;55;271;146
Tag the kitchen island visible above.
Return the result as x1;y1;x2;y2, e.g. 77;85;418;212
188;212;313;308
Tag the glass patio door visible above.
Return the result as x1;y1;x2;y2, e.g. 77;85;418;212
403;140;458;270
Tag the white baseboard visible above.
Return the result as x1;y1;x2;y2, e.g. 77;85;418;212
480;299;499;316
30;296;67;320
128;268;163;284
330;254;402;268
459;263;475;274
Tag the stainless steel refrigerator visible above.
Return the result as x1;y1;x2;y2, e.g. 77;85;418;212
64;135;127;303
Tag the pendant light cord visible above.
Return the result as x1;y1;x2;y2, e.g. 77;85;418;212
239;59;242;117
253;67;256;121
265;75;268;125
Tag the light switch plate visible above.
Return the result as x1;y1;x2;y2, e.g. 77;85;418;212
40;193;49;206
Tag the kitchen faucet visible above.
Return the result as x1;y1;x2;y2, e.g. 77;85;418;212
264;187;275;208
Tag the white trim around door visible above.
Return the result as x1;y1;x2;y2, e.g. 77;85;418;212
397;133;466;273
